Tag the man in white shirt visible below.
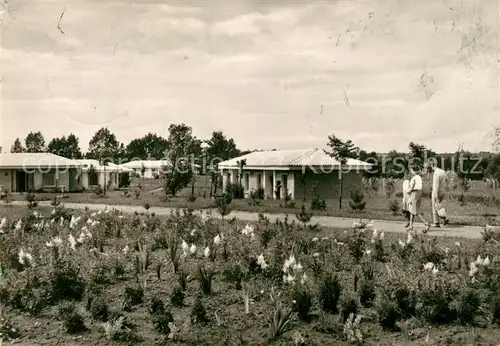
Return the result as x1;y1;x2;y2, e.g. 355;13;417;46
426;162;449;227
407;165;430;233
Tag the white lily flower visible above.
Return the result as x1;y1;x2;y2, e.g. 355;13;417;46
423;262;435;271
15;219;22;231
300;273;308;285
53;236;63;247
469;262;478;277
0;217;7;232
18;248;25;265
312;237;319;242
68;234;77;251
189;244;197;255
190;229;197;236
122;245;129;255
257;254;269;269
204;246;210;258
214;234;221;245
51;209;56;215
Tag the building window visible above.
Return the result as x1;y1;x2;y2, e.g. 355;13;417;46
256;174;262;189
244;173;249;190
43;171;56;186
282;175;288;194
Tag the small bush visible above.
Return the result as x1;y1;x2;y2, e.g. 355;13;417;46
319;274;342;314
122;286;144;311
311;196;326;211
292;287;313;322
94;185;105;198
388;199;400;215
149;296;165;315
223;263;244;290
359;280;376;308
50;261;86;303
340;294;359;323
375;298;400;330
90;297;109;322
453;288;481;325
0;318;22;341
152;310;174;335
57;302;87;334
226;183;244;199
196;265;214;295
190;297;208;324
349;190;366;212
170;286;185;307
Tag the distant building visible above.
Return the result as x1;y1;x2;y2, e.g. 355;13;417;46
76;159;133;190
219;148;372;200
118;160;170;179
0;153;83;192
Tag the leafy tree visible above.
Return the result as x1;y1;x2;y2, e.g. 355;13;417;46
358;150;381;178
205;131;240;166
10;138;24;153
408;142;436;170
325;134;359;210
87;127;120;162
125;133;168;160
47;134;82;159
205;131;241;196
485;154;500;182
382;150;407;179
164;124;202;197
24;131;45;152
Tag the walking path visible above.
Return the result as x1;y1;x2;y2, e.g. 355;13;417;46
10;201;485;239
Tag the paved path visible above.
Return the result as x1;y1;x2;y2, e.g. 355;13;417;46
10;201;485;239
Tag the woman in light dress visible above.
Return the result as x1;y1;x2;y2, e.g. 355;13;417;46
402;173;411;228
406;164;430;233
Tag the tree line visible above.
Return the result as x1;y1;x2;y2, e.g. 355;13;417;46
6;127;500;195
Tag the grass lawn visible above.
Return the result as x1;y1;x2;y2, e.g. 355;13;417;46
10;186;500;227
0;204;499;345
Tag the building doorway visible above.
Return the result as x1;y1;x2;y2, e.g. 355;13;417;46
16;171;27;192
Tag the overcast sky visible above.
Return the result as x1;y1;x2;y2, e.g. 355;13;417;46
0;0;498;153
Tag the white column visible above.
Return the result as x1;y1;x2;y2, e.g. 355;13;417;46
221;169;227;191
289;172;295;200
272;170;277;199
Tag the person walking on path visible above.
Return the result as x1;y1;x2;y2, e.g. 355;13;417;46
402;172;411;228
426;162;449;228
407;164;430;233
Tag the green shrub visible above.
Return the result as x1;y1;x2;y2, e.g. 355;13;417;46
90;297;109;322
57;302;87;334
292;286;313;322
50;261;86;303
349;190;366;212
226;183;244;199
122;286;144;311
190;297;208;324
152;310;174;335
319;274;342;314
388;199;400;215
170;286;185;308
